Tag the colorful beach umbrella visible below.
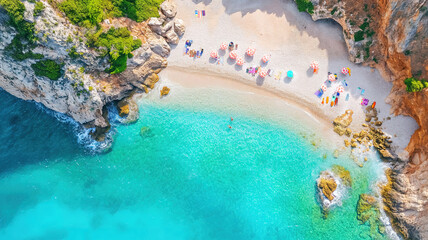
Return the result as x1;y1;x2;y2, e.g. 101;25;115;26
328;74;336;82
229;50;238;59
259;68;268;78
321;84;327;92
262;54;271;63
210;50;218;59
341;67;349;75
287;70;294;78
246;47;256;56
220;42;228;50
337;86;344;93
310;61;319;70
236;56;244;66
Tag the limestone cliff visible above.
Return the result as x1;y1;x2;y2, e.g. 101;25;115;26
307;0;427;238
0;0;184;141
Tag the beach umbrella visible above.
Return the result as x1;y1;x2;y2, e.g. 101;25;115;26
236;56;244;66
328;74;336;81
210;50;218;59
287;70;294;78
229;50;238;59
310;61;319;70
262;54;271;63
246;47;256;56
220;42;228;50
321;84;327;92
259;68;268;78
337;86;345;93
341;67;349;75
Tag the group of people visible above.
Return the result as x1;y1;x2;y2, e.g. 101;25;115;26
185;40;204;58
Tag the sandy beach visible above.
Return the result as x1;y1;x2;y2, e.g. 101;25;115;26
159;0;419;157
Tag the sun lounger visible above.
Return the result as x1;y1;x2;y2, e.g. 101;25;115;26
202;10;206;16
345;93;350;101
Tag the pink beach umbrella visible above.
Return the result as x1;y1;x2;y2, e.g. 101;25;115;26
246;47;256;56
311;61;319;72
229;50;238;59
337;86;345;93
236;56;244;66
328;74;336;82
210;50;218;59
258;68;268;78
262;54;271;63
220;42;228;50
321;84;327;92
341;67;349;75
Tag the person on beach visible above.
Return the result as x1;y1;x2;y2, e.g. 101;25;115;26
200;49;204;57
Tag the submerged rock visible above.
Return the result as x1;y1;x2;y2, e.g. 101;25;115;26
140;126;153;138
357;193;385;239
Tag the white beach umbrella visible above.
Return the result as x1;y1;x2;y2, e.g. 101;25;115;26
337;86;345;93
259;68;268;78
310;61;319;70
321;84;327;92
328;74;336;82
341;67;349;75
246;47;256;56
229;50;238;59
262;54;271;63
236;56;244;66
210;50;218;59
220;42;228;50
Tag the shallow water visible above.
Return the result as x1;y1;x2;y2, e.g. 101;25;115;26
0;87;389;239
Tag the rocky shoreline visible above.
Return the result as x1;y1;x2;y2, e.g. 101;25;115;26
307;0;427;238
0;0;184;144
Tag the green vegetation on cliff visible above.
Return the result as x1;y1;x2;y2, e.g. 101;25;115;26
0;0;41;60
295;0;314;14
33;2;45;17
404;77;428;92
57;0;163;27
31;59;63;80
87;27;141;74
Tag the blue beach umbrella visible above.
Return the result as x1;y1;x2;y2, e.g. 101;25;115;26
287;70;294;78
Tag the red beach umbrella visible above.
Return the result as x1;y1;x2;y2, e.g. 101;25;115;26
220;42;228;50
341;67;349;75
229;50;238;59
328;74;336;82
246;47;256;56
321;84;327;92
210;50;218;59
259;68;268;78
337;86;345;93
236;56;244;66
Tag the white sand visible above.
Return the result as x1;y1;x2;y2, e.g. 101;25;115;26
161;0;418;156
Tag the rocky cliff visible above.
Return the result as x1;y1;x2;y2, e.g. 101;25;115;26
0;0;184;141
308;0;427;238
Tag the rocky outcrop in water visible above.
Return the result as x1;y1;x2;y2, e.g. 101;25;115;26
316;165;352;218
0;0;184;142
308;1;427;236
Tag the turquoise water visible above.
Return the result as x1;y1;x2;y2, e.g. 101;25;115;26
0;88;388;239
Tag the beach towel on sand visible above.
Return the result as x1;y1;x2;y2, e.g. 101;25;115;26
314;89;324;98
202;10;206;16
